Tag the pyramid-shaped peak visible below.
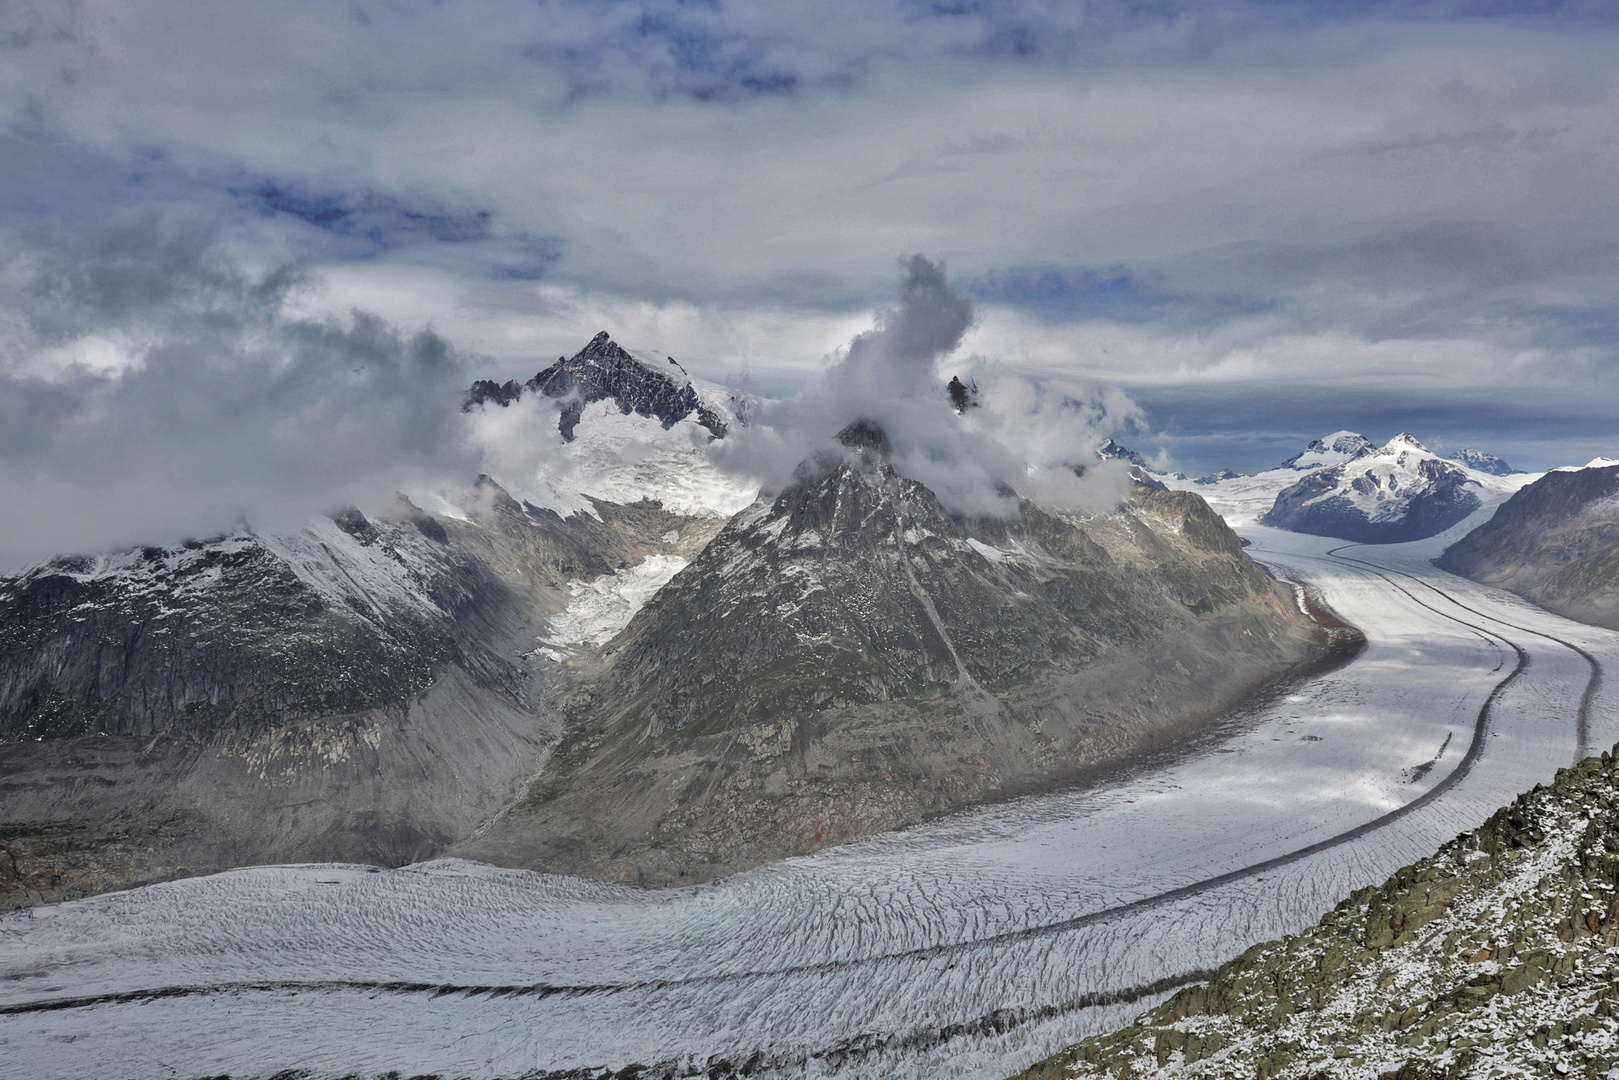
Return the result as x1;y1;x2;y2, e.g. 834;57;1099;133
472;331;729;441
836;418;892;455
569;331;639;367
1382;432;1430;453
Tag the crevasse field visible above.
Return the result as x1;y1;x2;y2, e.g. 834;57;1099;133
2;519;1614;1079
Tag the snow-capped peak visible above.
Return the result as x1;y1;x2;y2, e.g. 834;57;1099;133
1279;431;1375;471
1380;432;1431;454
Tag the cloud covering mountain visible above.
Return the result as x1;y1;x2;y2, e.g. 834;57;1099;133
3;0;1618;545
0;211;478;568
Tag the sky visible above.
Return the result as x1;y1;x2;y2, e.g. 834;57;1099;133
2;0;1618;563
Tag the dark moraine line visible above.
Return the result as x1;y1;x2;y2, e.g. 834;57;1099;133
3;552;1530;1035
1325;544;1603;763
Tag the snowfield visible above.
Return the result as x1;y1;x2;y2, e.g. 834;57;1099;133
2;527;1615;1079
533;552;691;660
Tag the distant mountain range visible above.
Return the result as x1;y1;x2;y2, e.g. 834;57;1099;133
1260;433;1500;544
1111;431;1535;544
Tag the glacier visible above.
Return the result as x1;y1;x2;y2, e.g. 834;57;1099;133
1;525;1614;1079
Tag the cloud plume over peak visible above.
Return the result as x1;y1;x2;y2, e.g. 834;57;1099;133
719;254;1141;517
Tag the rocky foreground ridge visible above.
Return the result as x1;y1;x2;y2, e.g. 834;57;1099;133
1011;748;1619;1080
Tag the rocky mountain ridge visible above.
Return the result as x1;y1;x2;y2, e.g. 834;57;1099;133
456;421;1332;884
1438;462;1619;632
466;330;730;441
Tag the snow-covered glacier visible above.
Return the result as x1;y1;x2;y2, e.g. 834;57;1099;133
2;527;1614;1079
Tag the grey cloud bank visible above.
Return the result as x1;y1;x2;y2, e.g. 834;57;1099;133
0;211;477;569
1;0;1617;551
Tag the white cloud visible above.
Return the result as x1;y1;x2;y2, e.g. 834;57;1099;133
1;0;1618;539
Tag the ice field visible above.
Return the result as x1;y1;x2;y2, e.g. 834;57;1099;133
2;525;1615;1079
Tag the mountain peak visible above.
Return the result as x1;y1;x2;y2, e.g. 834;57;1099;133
1382;432;1430;453
835;418;892;455
1279;431;1374;471
1097;437;1151;469
463;331;728;442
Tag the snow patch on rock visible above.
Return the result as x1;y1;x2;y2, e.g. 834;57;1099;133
534;553;690;659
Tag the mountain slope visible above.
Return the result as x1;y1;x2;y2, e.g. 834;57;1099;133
1011;745;1619;1080
456;425;1336;885
0;327;752;907
1260;434;1515;543
1437;462;1619;631
0;479;728;908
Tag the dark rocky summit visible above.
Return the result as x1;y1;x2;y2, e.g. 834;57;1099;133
1438;463;1619;631
457;426;1332;885
465;330;728;441
1098;437;1153;469
947;374;980;413
1011;746;1619;1079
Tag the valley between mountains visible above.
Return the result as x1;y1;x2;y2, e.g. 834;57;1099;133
0;333;1324;901
3;333;1618;1079
1;525;1613;1079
